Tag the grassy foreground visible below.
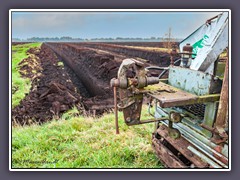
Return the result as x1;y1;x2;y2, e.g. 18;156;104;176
12;106;162;168
12;43;42;108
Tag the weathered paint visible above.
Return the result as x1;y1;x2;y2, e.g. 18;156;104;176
168;66;221;96
147;81;220;108
201;102;218;137
179;12;228;73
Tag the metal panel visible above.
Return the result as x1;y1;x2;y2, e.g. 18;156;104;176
179;12;228;73
168;66;221;96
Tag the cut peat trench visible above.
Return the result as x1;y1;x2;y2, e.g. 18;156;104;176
46;42;175;110
54;53;91;98
12;44;84;125
45;43;120;112
12;42;173;125
46;43;115;97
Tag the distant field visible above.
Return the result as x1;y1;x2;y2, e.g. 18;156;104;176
101;41;179;48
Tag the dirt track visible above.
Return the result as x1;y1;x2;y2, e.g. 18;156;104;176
12;42;175;125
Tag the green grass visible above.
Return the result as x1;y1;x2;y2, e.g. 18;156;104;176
12;43;42;108
12;106;163;169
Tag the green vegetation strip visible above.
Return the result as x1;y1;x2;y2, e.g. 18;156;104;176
12;43;42;108
125;45;174;53
12;106;162;168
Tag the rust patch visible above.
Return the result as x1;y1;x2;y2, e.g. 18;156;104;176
152;134;187;168
153;124;209;168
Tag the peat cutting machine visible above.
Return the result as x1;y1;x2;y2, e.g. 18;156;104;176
110;12;229;168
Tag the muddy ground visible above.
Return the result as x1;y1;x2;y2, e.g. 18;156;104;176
12;44;85;125
12;42;175;125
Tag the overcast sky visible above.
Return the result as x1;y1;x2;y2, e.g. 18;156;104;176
11;11;222;39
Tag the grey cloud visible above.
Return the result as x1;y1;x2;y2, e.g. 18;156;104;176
12;12;89;35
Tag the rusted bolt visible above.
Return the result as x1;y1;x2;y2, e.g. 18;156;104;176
170;112;182;123
110;78;120;87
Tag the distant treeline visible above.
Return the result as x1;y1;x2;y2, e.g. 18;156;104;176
12;36;183;42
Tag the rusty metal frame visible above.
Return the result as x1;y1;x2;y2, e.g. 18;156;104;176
153;124;209;168
214;48;229;138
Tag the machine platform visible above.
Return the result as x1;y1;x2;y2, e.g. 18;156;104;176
146;82;220;108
